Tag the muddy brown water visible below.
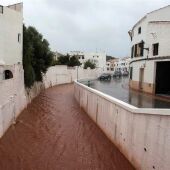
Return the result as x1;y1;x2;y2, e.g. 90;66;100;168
0;84;134;170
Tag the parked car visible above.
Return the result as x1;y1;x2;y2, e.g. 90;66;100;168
99;73;111;80
113;71;122;77
122;71;129;76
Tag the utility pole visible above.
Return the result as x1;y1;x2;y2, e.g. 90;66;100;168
77;66;78;81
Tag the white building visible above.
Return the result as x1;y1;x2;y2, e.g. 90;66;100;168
0;3;27;137
128;5;170;95
106;58;118;72
0;3;23;81
69;51;106;70
0;3;23;66
114;57;130;74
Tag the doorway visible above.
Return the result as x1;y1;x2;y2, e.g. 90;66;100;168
155;61;170;96
139;68;144;90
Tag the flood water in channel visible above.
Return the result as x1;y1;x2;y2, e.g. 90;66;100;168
0;84;134;170
81;77;170;108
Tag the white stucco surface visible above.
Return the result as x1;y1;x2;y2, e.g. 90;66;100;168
43;65;102;89
0;4;23;65
0;64;27;137
0;65;102;138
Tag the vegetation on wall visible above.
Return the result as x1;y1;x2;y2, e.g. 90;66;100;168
54;54;81;67
83;60;96;69
23;25;54;87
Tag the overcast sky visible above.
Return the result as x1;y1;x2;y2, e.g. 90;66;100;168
1;0;170;57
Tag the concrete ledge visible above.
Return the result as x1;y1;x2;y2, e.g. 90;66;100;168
75;80;170;115
74;80;170;170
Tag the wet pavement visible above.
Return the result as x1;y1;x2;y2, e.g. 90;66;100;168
0;84;134;170
82;77;170;108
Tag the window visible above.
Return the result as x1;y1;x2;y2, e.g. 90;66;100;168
139;41;144;56
138;27;141;34
82;55;84;59
131;46;134;58
130;67;133;80
18;33;21;43
134;42;144;57
3;70;13;80
0;6;3;14
153;43;159;56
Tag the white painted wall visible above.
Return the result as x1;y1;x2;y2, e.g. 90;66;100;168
74;81;170;170
43;65;102;89
0;65;102;138
0;3;23;65
0;64;27;137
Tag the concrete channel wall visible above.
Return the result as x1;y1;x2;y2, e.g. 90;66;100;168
0;65;101;138
43;65;102;89
74;81;170;170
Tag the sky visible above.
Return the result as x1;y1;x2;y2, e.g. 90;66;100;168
1;0;170;57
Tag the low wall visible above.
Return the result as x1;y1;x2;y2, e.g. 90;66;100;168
74;81;170;170
0;65;101;138
0;64;27;137
25;82;45;104
43;65;101;88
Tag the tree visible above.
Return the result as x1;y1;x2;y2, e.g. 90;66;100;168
106;56;116;61
68;56;81;67
55;54;70;65
23;25;35;87
84;60;96;69
23;25;54;87
54;54;81;67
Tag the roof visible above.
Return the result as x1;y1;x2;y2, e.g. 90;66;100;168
131;5;170;31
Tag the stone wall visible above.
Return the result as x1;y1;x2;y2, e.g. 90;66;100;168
74;80;170;170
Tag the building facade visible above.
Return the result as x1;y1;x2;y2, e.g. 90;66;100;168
0;3;23;81
106;58;118;71
114;57;130;74
69;51;106;70
0;3;23;65
129;5;170;95
0;3;27;137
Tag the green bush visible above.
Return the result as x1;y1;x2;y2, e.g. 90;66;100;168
84;60;96;69
54;54;81;67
